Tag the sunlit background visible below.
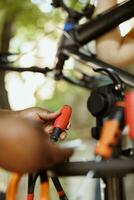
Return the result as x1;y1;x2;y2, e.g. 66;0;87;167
0;0;133;199
4;0;133;110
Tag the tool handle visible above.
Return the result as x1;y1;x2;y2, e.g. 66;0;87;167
95;106;124;159
54;105;72;131
125;91;134;140
95;120;120;159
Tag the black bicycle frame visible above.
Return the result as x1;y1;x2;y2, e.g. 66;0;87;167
54;0;134;88
74;0;134;46
60;0;134;48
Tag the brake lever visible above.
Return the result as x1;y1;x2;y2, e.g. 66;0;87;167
94;67;125;93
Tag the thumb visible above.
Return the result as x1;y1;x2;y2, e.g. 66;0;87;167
39;110;61;121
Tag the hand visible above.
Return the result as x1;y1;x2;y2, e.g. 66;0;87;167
19;107;69;140
19;107;60;135
0;108;73;173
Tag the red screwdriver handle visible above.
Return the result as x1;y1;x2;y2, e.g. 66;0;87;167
54;105;72;131
125;91;134;140
51;105;72;142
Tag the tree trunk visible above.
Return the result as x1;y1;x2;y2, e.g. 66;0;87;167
0;17;15;109
0;16;16;200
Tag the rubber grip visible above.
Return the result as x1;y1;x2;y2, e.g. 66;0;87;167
54;105;72;131
95;120;120;159
6;173;22;200
125;91;134;140
40;182;49;200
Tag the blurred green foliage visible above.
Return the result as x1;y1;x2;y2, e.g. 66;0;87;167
0;0;91;41
0;0;93;140
0;1;94;199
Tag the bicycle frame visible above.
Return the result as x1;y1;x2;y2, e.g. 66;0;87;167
4;0;134;200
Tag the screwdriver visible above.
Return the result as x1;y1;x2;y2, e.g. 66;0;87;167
50;105;72;200
50;105;72;142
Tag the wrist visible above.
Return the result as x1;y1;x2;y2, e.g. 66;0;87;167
0;109;12;117
0;109;21;123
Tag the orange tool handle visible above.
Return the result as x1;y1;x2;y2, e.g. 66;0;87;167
6;174;49;200
6;173;22;200
39;182;49;200
95;120;120;159
54;105;72;131
125;91;134;140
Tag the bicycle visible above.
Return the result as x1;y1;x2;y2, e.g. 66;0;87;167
0;0;134;199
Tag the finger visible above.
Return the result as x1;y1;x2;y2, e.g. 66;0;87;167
44;125;54;135
66;122;71;130
39;110;61;121
60;132;67;140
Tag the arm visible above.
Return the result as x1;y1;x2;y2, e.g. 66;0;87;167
96;0;134;67
0;108;73;173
